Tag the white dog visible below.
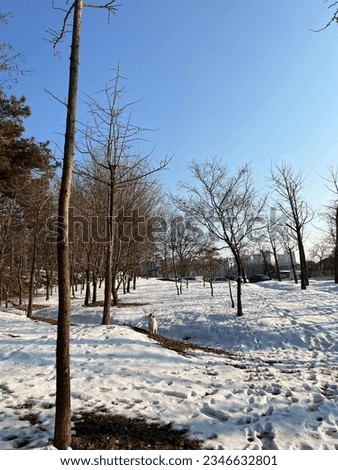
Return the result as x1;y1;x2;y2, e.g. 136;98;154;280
148;313;158;335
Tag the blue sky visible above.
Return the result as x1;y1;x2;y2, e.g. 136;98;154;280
3;0;338;224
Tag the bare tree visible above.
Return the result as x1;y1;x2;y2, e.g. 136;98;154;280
199;246;223;298
269;163;313;290
115;176;161;294
23;178;52;318
175;158;266;317
162;212;205;294
0;198;24;307
0;12;26;87
278;226;298;282
53;0;83;450
321;166;338;282
51;0;118;450
311;1;338;32
77;72;169;325
254;207;283;281
311;3;338;279
266;215;282;281
310;241;333;277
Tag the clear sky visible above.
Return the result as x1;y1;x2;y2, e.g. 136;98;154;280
3;0;338;233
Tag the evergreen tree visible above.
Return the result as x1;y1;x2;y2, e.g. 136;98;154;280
0;91;52;197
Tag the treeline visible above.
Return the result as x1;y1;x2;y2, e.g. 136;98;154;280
1;81;338;320
1;15;338;321
0;81;164;316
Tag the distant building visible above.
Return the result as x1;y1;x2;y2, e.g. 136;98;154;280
277;252;296;268
250;252;272;265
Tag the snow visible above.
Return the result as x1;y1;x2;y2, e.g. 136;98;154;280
0;278;337;450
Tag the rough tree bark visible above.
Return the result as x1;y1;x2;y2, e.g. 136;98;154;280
54;0;83;450
335;207;338;283
102;161;117;324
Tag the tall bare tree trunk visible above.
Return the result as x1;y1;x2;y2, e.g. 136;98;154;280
272;244;282;281
27;231;38;318
288;248;298;283
234;254;243;317
17;264;23;305
84;267;91;306
335;207;338;283
54;0;83;450
102;165;116;325
297;233;308;289
228;279;235;309
92;272;98;304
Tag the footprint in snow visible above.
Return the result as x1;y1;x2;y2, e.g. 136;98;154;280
255;421;278;450
323;426;338;437
235;415;255;425
246;386;255;395
262;405;274;416
246;427;258;443
201;403;229;422
163;390;189;399
244;406;254;413
0;383;15;394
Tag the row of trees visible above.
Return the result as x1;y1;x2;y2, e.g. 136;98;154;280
2;7;338;324
1;82;338;309
0;91;54;312
2;91;338;316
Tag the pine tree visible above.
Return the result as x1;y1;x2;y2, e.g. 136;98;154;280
0;91;51;197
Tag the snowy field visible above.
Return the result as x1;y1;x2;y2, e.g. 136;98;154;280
0;277;337;450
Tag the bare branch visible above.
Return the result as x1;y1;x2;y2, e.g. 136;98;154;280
84;1;118;10
310;1;338;32
47;1;118;53
48;1;75;51
84;1;119;24
268;162;312;289
44;88;67;108
321;166;338;195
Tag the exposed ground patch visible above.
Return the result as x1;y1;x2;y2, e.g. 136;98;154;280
71;409;203;450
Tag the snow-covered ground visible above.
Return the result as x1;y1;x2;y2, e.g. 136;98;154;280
0;278;337;450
